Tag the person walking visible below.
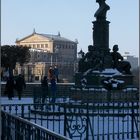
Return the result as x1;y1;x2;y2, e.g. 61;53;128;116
41;75;49;104
48;66;54;80
50;75;57;103
15;74;26;100
48;66;57;103
4;76;15;100
54;65;59;82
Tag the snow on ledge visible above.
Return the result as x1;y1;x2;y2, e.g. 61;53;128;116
83;68;122;77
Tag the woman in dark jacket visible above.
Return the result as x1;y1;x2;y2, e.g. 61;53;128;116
15;74;26;100
41;76;49;104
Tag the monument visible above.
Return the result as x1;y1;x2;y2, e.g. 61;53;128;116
75;0;133;89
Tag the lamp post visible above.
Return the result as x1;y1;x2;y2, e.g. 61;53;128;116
50;46;59;66
51;53;53;66
55;46;59;65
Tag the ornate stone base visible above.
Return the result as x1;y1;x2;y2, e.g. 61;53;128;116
75;72;134;88
113;75;134;87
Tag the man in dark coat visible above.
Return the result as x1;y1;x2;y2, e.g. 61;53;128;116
15;74;26;100
41;76;49;104
4;76;15;100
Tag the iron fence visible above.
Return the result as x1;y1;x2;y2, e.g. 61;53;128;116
1;110;71;140
1;100;139;140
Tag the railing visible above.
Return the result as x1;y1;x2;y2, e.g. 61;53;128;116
1;110;71;140
1;100;139;140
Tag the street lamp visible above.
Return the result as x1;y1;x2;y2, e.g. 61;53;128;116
50;46;59;66
50;53;53;66
55;46;59;65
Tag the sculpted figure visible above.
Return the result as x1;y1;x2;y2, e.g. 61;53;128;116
84;45;95;69
79;45;103;72
94;0;110;21
78;51;86;72
111;45;131;74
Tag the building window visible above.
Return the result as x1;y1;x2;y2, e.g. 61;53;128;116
71;45;74;49
33;44;35;48
41;44;44;48
45;44;48;48
37;44;40;48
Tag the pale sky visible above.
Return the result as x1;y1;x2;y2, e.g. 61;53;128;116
1;0;139;57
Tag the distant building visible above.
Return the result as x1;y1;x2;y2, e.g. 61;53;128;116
123;53;138;70
15;30;78;82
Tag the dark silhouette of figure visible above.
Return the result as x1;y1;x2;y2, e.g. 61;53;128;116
48;66;57;103
15;74;26;100
48;66;54;81
85;45;102;70
78;50;86;72
94;0;110;21
111;45;131;74
84;45;94;69
54;65;59;82
41;76;49;104
50;75;57;103
4;76;15;100
78;45;103;72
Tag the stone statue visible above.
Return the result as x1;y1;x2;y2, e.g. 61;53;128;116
111;45;131;74
78;45;103;72
94;0;110;21
83;45;95;70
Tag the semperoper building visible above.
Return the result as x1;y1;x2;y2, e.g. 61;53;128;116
15;30;78;82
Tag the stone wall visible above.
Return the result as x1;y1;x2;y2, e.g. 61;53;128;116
1;82;138;102
1;83;75;97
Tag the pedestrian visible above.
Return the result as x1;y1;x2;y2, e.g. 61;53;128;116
54;65;59;82
41;76;49;104
48;66;57;103
4;76;15;100
48;66;54;81
15;74;26;100
50;75;57;103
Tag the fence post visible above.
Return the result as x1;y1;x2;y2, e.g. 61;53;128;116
64;104;67;137
21;105;24;118
131;101;134;139
1;112;6;140
86;103;89;140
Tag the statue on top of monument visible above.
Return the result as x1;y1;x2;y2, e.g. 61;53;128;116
94;0;110;21
78;45;103;72
111;45;132;74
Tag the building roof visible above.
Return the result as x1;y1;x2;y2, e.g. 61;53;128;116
38;33;75;43
16;31;77;44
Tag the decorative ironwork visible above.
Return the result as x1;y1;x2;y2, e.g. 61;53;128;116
1;110;71;140
1;87;139;140
66;115;87;139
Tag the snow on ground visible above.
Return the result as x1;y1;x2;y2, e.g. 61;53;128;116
1;97;33;105
1;97;139;140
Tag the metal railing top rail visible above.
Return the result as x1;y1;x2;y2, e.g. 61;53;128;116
1;101;139;139
1;110;71;140
1;82;75;85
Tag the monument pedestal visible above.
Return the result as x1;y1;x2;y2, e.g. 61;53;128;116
75;0;134;89
114;75;134;87
75;72;134;88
